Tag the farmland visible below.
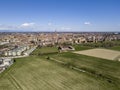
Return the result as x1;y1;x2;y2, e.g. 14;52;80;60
50;52;120;78
0;46;120;90
74;48;120;60
0;56;117;90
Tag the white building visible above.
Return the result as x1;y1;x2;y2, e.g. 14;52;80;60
4;45;30;56
16;51;22;56
0;58;13;68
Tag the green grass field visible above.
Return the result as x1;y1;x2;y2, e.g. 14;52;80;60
0;46;120;90
108;46;120;51
50;52;120;79
73;44;93;51
31;46;58;55
0;56;119;90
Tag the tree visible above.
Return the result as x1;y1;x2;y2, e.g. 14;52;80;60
46;56;50;60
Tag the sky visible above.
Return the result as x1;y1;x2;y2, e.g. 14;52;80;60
0;0;120;32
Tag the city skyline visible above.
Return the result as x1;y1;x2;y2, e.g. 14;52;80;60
0;0;120;32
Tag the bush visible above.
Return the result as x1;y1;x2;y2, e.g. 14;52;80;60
46;56;50;60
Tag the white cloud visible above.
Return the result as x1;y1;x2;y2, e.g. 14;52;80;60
84;22;91;25
21;22;35;27
18;22;36;30
0;22;36;31
0;23;74;32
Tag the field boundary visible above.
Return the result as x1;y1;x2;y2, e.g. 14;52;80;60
49;57;114;84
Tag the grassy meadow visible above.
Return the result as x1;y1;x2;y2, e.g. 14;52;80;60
0;46;120;90
31;46;58;55
108;46;120;51
73;44;93;51
50;52;120;80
